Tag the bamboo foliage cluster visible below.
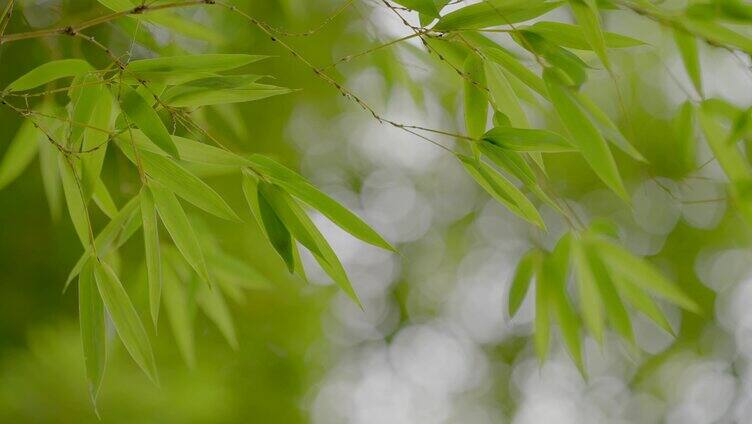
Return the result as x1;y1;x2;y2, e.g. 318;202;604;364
0;0;751;408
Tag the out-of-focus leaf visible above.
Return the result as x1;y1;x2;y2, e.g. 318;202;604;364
0;118;39;190
247;155;395;252
162;256;196;368
587;245;635;346
5;59;92;92
93;180;118;219
125;54;266;84
591;237;699;313
115;137;240;221
434;0;562;31
78;258;105;406
509;249;538;317
151;183;211;285
463;53;488;139
574;92;647;162
458;154;545;228
141;185;162;329
118;84;179;159
673;29;703;96
534;257;551;363
525;21;645;50
39;138;62;221
483;126;574;152
484;61;529;128
196;279;238;350
698;101;751;181
544;68;628;200
614;274;674;336
572;239;604;344
675;101;696;172
682;19;752;54
93;260;158;383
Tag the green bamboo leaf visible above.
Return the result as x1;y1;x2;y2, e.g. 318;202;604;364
569;0;611;70
196;280;238;350
93;180;118;219
151;183;211;285
78;258;106;406
39;138;62;221
162;257;196;368
543;68;628;200
480;46;548;97
260;183;362;306
69;74;102;150
115;137;240;221
484;61;530;128
80;87;112;199
0;118;39;190
463;53;488;139
548;253;584;373
508;249;538;317
674;101;696;172
682;19;752;54
591;238;700;313
125;130;251;168
534;258;551;364
162;82;292;108
93;260;158;382
483;127;575;152
525;21;645;50
208;250;272;290
698;101;751;181
141;185;162;329
434;0;562;31
5;59;92;92
458;154;545;228
614;274;674;336
247;155;395;252
572;239;604;344
673;29;703;97
118;84;179;159
586;245;635;346
518;32;588;87
574;92;647;162
58;156;89;247
393;0;440;17
125;54;267;84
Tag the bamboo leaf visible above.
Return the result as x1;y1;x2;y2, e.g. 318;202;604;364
481;46;548;98
483;127;575;152
591;237;700;313
115;137;240;221
572;239;604;344
525;21;645;50
247;155;395;252
5;59;92;92
80;88;112;199
118;84;180;159
673;29;703;96
196;279;238;350
93;260;158;382
0;118;39;190
509;249;538;317
141;185;162;329
614;274;674;336
543;68;628;200
586;245;635;346
698;101;751;181
682;19;752;54
674;101;696;172
151;183;211;285
39;138;62;221
78;258;106;406
162;252;196;368
534;258;551;364
58;156;89;246
484;61;529;128
125;54;266;84
574;92;647;162
463;53;488;140
162;82;292;108
569;0;611;70
458;154;545;228
434;0;562;31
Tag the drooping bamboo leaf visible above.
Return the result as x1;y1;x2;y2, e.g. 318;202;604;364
509;249;538;317
118;84;180;159
614;274;674;336
69;74;102;151
162;82;292;108
80;88;112;199
463;53;488;140
162;257;196;368
484;61;529;128
574;92;647;162
141;185;162;329
682;19;752;54
591;237;699;313
572;238;604;344
5;59;92;92
58;156;89;246
39;138;62;221
93;180;118;219
483;127;575;152
125;54;266;84
673;29;703;97
458;154;545;228
698;101;751;181
78;258;106;406
586;245;635;346
196;279;238;350
93;260;158;383
544;68;628;200
675;101;696;172
434;0;562;31
480;46;548;98
534;258;551;364
246;155;395;251
150;183;211;285
0;118;39;190
115;137;239;221
569;0;611;70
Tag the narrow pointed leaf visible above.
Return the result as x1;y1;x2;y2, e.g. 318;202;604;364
509;249;538;317
587;246;634;346
698;102;751;181
525;21;645;50
141;185;162;329
58;156;89;246
93;260;157;382
484;61;529;128
434;0;562;31
463;53;487;139
572;239;604;344
6;59;92;92
78;258;106;405
483;127;574;152
0;118;39;190
196;280;238;350
162;255;196;368
569;0;611;70
614;274;674;336
673;29;703;96
119;84;179;159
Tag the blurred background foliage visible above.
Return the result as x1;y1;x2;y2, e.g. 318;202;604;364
1;0;752;423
